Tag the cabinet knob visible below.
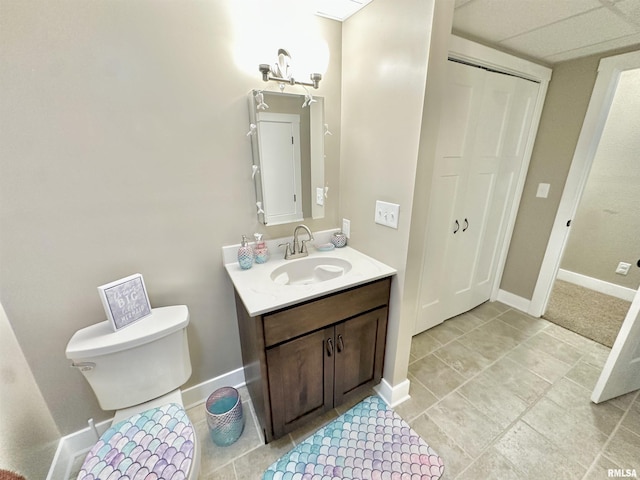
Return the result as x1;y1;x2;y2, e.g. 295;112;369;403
453;220;460;234
463;218;469;232
326;338;334;357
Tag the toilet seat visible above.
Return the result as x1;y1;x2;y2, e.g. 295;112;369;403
76;403;196;480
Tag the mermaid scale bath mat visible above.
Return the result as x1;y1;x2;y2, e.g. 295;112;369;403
76;402;195;480
263;395;444;480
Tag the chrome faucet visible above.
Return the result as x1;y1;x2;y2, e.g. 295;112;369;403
279;224;314;260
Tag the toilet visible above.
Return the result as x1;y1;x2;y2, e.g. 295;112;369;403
65;305;200;480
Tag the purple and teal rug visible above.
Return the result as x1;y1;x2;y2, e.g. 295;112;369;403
263;395;444;480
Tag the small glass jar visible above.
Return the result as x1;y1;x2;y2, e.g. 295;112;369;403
331;231;347;248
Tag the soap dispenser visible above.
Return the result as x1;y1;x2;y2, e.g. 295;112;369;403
237;235;254;270
253;233;269;264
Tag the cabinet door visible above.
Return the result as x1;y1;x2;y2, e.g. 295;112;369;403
334;307;388;406
266;326;333;439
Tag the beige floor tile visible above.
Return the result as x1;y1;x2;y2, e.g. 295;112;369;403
522;396;610;467
621;396;640;435
233;434;294;480
433;340;494;379
456;447;526;480
456;319;528;362
445;311;488;333
426;392;503;458
483;357;551;405
497;309;551;335
583;456;622;480
410;330;442;360
468;302;506;321
393;373;438;422
197;401;263;477
201;462;237;480
566;361;604;391
546;378;625;435
608;390;639;411
581;342;612;369
409;413;473;478
426;321;466;345
506;343;572;383
544;322;598;350
604;426;640;470
494;421;586;480
524;330;583;365
457;373;529;429
408;354;466;399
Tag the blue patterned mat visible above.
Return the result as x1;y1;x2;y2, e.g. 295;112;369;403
263;395;444;480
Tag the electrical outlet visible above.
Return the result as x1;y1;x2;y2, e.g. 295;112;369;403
536;183;550;198
342;218;351;238
375;200;400;229
616;262;631;275
316;187;324;206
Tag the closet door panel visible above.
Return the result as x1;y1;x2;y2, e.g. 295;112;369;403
415;62;486;333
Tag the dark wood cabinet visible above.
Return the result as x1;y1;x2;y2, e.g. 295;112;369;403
234;277;391;442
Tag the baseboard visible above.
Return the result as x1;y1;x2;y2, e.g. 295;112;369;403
47;367;246;480
497;289;532;314
374;377;411;408
557;269;636;302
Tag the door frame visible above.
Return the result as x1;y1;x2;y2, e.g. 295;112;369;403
446;36;552;303
529;50;640;317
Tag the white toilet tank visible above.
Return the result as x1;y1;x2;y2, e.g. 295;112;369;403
66;305;192;411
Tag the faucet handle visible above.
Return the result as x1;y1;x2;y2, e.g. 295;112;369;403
300;239;310;254
278;242;292;259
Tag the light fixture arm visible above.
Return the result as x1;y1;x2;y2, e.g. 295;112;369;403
258;54;322;90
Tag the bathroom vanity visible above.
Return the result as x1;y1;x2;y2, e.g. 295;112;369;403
223;238;395;442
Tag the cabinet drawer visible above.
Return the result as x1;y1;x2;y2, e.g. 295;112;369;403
263;277;391;348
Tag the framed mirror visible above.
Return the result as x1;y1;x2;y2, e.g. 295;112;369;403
248;89;325;226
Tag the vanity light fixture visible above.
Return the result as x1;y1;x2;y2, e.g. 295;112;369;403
259;48;322;90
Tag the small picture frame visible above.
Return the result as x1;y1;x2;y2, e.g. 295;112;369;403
98;273;152;331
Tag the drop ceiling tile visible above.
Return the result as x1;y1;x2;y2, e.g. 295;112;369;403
453;0;601;42
543;32;640;63
500;7;639;59
314;0;372;21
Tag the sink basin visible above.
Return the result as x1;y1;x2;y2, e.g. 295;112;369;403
270;257;352;286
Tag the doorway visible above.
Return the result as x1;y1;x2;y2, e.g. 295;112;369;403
530;50;640;320
542;66;640;347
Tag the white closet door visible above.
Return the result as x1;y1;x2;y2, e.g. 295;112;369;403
415;63;539;335
416;62;486;331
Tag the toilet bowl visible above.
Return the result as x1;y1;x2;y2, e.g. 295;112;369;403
65;305;200;479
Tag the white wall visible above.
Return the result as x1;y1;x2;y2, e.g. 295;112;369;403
0;0;342;440
340;0;452;394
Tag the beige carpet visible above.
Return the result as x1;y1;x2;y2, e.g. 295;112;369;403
543;280;631;348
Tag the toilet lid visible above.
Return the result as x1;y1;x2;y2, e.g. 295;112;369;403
76;403;195;480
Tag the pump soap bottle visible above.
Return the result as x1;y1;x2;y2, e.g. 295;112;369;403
237;235;254;270
254;233;269;264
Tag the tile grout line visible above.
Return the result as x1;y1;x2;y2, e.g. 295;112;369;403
580;389;640;479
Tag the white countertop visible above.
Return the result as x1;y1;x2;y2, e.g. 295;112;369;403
223;231;396;317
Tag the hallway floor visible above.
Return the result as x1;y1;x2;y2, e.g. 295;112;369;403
67;302;640;479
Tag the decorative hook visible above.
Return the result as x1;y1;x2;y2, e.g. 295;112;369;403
324;124;333;136
246;123;257;136
251;165;259;179
256;201;265;215
324;185;329;199
255;91;269;111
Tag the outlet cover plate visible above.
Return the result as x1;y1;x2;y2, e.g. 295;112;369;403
375;200;400;229
616;262;631;275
